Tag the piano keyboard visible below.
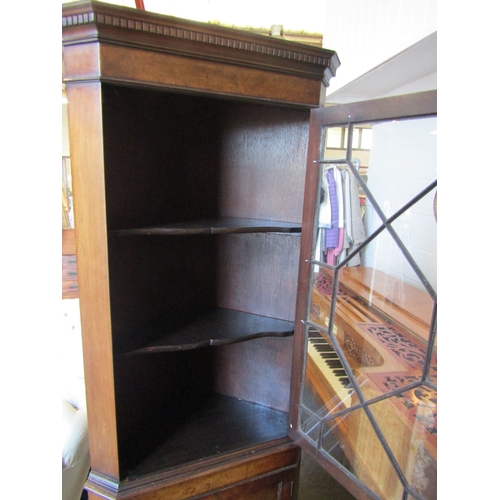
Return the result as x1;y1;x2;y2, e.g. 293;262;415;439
307;329;354;406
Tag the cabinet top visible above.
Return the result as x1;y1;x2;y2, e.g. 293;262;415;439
62;0;340;93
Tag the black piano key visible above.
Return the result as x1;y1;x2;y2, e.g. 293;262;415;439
326;361;343;369
309;329;355;395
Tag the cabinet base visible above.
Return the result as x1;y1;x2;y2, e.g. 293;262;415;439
86;441;299;500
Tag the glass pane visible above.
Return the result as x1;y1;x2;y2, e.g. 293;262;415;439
326;126;344;149
364;117;437;233
298;114;437;500
369;393;437;499
308;257;436;406
320;406;405;500
388;187;437;293
351;128;360;149
360;128;372;149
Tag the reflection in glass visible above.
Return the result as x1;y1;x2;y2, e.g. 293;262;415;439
360;127;372;149
326;126;344;149
299;115;437;500
368;393;437;499
320;407;405;500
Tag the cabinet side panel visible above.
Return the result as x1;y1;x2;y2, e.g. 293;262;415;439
107;235;218;353
101;85;222;230
113;348;218;477
65;83;120;479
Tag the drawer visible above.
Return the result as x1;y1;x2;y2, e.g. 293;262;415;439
62;266;78;280
63;255;77;266
63;280;79;299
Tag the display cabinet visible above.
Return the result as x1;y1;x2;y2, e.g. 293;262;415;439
64;2;437;499
62;2;339;498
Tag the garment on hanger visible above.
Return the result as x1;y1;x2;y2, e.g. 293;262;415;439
318;163;366;267
324;168;339;249
346;168;365;266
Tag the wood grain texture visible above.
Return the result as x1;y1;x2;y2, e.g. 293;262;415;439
62;228;76;254
128;308;294;354
112;218;301;236
65;82;120;479
86;441;298;500
217;233;301;322
215;336;295;412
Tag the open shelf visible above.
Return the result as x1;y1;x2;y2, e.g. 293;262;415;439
122;394;289;481
112;217;302;237
127;308;294;355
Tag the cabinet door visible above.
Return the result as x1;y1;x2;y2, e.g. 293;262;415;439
289;90;437;500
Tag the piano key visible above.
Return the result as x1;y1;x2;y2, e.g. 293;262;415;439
307;329;354;406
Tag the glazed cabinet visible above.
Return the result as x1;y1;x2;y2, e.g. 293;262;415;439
62;1;339;498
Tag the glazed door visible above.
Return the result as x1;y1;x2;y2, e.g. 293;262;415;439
289;90;437;500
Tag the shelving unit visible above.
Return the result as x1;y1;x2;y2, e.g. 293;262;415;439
62;2;339;498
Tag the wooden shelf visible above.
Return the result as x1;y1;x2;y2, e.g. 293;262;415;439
122;394;289;480
112;217;301;237
127;308;294;354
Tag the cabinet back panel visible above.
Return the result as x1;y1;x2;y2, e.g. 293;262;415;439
214;336;294;412
217;233;301;321
102;85;309;230
218;103;310;223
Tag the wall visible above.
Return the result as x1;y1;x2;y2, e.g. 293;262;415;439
322;0;437;95
362;116;437;292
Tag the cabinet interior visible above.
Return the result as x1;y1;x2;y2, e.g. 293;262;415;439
100;83;310;478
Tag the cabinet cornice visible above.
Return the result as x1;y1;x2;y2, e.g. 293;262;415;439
62;0;340;87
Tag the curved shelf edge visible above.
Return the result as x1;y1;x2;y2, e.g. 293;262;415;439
123;308;295;355
111;217;301;236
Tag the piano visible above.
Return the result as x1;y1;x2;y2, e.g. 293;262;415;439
305;266;437;500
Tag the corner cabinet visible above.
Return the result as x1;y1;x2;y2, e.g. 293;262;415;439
64;3;438;500
63;2;339;499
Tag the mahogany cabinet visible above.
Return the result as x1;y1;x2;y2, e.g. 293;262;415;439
63;2;437;499
62;2;339;499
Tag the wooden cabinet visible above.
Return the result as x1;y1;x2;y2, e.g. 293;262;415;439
64;3;437;499
62;2;339;499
